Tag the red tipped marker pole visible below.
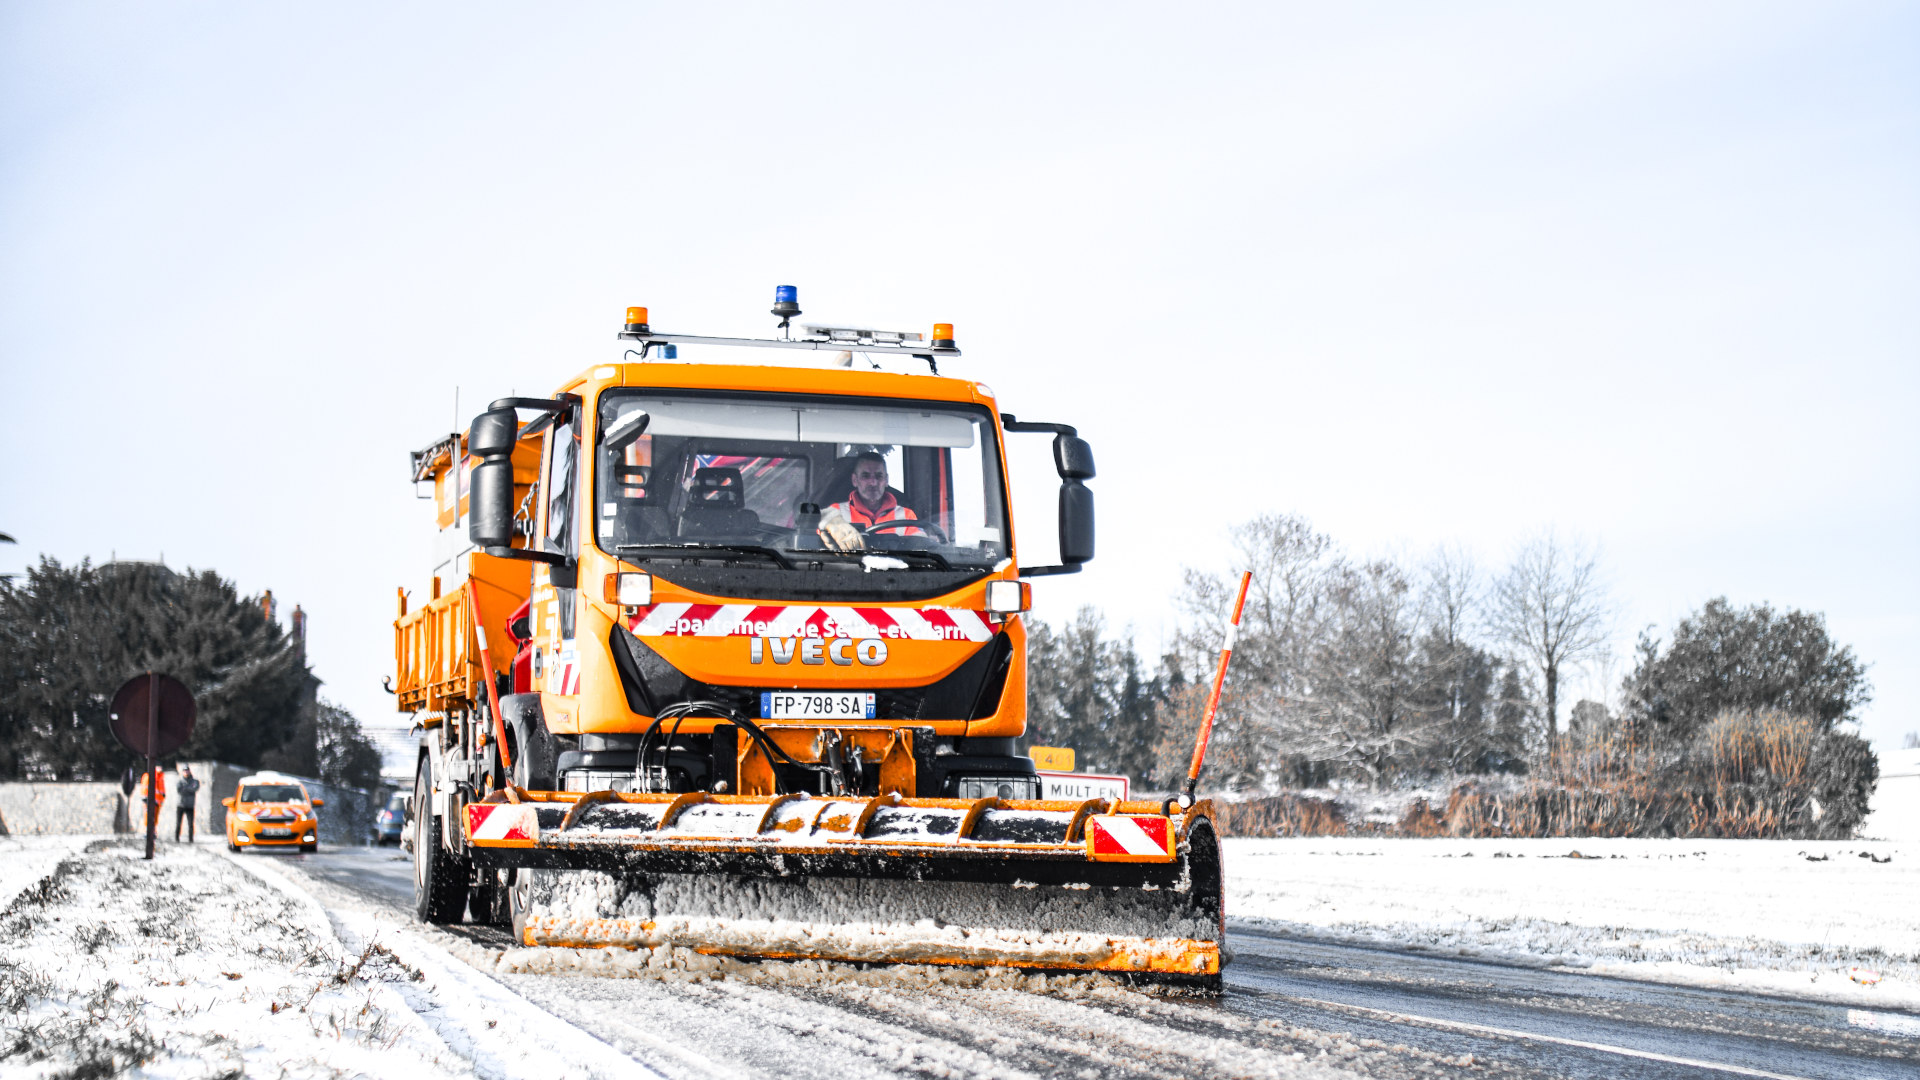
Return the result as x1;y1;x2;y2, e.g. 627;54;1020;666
1180;571;1252;807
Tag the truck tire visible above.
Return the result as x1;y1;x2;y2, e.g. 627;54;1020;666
412;755;469;924
506;868;538;944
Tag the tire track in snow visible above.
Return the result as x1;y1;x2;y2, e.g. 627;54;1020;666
229;850;663;1080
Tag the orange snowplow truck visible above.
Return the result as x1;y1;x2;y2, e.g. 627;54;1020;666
395;292;1226;988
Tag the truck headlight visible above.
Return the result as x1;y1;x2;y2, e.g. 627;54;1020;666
605;571;652;606
984;580;1029;614
954;775;1039;801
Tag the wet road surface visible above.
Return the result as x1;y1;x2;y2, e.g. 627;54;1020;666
275;846;1920;1079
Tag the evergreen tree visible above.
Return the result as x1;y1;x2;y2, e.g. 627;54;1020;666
0;557;317;780
1022;609;1169;786
1620;598;1870;751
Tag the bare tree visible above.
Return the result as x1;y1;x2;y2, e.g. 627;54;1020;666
1283;559;1433;783
1418;544;1480;647
1487;533;1611;751
1173;514;1341;790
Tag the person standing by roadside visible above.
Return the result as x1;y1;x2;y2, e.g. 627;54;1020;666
133;767;165;833
174;765;200;842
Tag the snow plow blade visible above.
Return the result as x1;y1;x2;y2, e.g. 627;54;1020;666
464;790;1226;986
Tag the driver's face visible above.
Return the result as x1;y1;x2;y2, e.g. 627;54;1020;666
852;461;888;507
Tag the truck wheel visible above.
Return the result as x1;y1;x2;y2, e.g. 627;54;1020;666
412;755;469;924
469;871;513;927
506;868;533;943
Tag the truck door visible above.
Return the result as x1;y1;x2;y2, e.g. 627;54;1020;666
534;405;582;706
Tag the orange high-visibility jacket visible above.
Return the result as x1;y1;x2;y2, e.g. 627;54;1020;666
829;491;923;535
134;770;166;803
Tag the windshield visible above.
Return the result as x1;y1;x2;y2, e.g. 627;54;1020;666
240;784;304;803
595;391;1009;570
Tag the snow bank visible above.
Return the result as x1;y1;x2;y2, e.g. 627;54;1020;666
0;840;468;1079
0;835;97;911
1227;836;1920;1008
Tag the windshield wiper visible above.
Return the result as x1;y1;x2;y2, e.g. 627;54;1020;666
615;543;796;569
865;549;953;570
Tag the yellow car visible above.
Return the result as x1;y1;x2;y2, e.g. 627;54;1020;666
222;772;324;853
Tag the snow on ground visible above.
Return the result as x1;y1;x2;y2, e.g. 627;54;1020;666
0;835;96;912
0;840;656;1080
0;839;468;1079
1227;836;1920;1010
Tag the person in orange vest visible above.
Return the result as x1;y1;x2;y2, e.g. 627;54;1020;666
821;452;923;545
133;767;166;832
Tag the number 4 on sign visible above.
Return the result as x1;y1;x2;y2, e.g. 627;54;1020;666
1030;746;1074;772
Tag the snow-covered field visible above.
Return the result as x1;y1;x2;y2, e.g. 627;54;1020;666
1227;836;1920;1010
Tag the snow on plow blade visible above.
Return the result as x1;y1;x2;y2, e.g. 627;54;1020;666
465;791;1226;983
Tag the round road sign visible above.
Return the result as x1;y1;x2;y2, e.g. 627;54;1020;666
108;672;196;758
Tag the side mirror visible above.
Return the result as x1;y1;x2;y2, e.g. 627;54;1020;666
998;415;1096;576
603;409;650;451
469;407;520;550
1059;480;1094;564
221;797;234;809
311;798;325;808
1053;435;1095;481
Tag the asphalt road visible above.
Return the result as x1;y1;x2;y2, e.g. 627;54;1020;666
279;846;1920;1079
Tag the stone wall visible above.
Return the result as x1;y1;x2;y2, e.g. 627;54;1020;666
0;764;392;846
0;783;130;835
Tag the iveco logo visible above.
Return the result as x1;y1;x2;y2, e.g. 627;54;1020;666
749;637;888;666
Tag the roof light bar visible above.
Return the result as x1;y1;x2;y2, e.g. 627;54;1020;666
800;325;925;346
615;291;960;364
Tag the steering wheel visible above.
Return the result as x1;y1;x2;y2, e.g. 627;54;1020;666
859;519;950;544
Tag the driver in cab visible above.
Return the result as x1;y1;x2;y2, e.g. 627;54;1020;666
818;451;922;550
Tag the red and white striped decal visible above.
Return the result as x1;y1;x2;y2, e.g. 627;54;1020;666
465;803;540;845
1085;815;1175;862
628;604;994;643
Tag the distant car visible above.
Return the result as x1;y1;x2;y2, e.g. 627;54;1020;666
222;772;323;853
373;791;408;846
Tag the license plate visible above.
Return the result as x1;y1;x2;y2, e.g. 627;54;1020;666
259;828;293;838
760;692;876;720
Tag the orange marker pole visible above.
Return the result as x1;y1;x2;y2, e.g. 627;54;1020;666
1182;571;1252;805
467;579;512;772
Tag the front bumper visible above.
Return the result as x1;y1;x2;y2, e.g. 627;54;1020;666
231;821;317;846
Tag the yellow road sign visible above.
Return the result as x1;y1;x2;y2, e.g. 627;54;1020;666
1030;745;1075;771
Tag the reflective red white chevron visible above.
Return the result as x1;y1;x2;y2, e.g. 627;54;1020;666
466;803;540;843
628;603;995;643
1086;815;1174;860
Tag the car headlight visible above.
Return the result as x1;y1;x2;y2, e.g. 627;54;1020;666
233;811;254;823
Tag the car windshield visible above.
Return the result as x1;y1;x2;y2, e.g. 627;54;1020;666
595;392;1010;570
241;784;304;803
386;793;407;811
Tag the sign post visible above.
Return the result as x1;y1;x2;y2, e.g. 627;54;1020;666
108;673;196;860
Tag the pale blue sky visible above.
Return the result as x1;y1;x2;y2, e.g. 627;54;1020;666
3;4;1914;748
